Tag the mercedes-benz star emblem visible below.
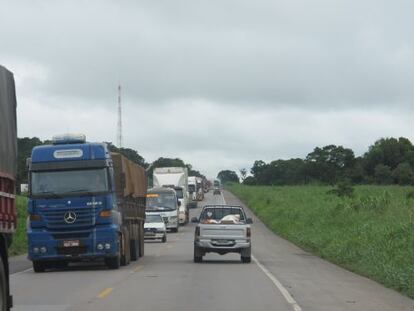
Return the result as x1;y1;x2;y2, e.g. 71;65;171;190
64;211;77;224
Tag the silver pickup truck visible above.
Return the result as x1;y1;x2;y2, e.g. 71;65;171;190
192;205;253;263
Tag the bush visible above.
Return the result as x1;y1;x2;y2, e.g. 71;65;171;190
327;181;354;198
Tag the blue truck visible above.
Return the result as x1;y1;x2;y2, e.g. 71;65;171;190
27;134;146;272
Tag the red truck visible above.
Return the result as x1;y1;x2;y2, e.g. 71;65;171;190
0;65;18;310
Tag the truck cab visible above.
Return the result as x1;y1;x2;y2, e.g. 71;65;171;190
27;134;146;271
152;167;190;225
146;187;179;233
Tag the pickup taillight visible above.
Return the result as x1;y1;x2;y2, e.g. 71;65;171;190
246;227;251;238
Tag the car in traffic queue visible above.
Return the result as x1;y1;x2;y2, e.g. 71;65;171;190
144;214;167;243
192;205;253;263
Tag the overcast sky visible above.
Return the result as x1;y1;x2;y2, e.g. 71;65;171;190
1;0;414;178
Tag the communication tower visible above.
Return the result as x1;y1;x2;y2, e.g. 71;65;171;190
117;84;123;148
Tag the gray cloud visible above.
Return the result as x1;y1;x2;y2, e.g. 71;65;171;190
3;0;414;106
2;0;414;176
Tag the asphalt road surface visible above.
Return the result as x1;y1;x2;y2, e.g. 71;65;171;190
10;191;414;311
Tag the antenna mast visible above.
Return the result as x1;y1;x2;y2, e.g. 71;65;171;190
117;84;123;148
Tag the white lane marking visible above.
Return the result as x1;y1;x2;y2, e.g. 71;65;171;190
252;255;302;311
222;192;302;311
11;268;33;276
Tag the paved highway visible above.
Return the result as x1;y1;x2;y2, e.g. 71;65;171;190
9;191;414;311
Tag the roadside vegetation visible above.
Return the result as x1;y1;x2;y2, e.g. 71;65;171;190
227;184;414;299
10;196;27;256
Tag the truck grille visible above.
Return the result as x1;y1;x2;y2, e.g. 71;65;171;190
40;206;98;230
52;231;91;240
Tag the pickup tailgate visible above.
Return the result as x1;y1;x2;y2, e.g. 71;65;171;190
200;224;246;240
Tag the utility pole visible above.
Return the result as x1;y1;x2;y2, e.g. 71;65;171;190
117;84;123;148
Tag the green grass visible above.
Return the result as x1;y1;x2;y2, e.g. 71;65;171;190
9;196;27;256
227;184;414;298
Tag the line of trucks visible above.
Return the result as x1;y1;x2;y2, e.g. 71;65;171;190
26;141;208;272
0;64;211;310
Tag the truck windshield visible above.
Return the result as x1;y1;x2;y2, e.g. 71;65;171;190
146;193;177;211
31;168;109;197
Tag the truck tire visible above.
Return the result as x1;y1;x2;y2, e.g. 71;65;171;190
32;261;46;273
139;225;144;257
241;247;251;263
130;238;139;261
120;231;130;266
193;245;203;263
0;255;8;311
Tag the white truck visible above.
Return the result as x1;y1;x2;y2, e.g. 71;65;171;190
196;177;204;201
153;167;189;225
188;176;198;209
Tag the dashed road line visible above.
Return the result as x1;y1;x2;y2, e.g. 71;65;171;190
97;287;113;299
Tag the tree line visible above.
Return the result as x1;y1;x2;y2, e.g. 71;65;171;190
17;137;205;186
216;137;414;186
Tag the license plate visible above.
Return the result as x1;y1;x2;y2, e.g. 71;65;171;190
63;240;80;247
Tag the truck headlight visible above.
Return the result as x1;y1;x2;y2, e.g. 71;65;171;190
33;247;40;254
97;243;104;250
40;246;47;254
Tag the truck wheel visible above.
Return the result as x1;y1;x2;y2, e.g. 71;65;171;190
120;231;130;266
32;261;46;273
139;226;145;257
193;245;202;263
0;255;8;311
130;238;139;261
241;247;251;263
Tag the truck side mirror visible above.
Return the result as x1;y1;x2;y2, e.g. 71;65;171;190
177;201;181;207
191;217;199;223
246;218;253;224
